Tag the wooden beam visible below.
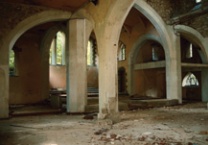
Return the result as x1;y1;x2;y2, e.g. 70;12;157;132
134;60;165;70
181;63;208;68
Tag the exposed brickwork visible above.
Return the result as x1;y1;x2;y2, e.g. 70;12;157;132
145;0;208;37
171;0;196;17
0;2;47;42
145;0;174;23
188;0;208;37
170;0;208;37
186;15;208;37
145;0;197;22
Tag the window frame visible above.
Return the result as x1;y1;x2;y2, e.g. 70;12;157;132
49;31;66;66
118;41;126;61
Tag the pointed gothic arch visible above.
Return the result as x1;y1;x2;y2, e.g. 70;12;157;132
175;25;208;63
175;25;208;102
128;34;163;94
97;0;178;119
0;10;71;118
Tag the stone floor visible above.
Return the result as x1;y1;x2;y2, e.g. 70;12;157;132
0;102;207;145
9;96;178;116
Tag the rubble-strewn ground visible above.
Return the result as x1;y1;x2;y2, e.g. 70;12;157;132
0;102;207;145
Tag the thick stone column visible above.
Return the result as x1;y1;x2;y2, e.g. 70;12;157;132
97;41;119;121
202;37;208;102
202;69;208;102
0;66;9;118
166;29;182;103
66;19;87;113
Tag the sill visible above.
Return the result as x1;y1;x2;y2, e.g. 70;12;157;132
9;74;19;77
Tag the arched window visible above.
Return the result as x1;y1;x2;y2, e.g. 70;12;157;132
87;39;93;66
87;38;97;66
151;43;165;61
118;41;126;61
49;31;66;65
182;72;199;87
152;44;159;61
9;46;21;76
186;43;193;59
9;49;15;75
196;0;201;3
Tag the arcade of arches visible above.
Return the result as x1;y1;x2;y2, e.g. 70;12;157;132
0;0;208;120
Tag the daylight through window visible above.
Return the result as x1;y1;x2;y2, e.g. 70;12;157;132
118;41;126;61
186;43;193;59
182;72;199;87
49;31;66;65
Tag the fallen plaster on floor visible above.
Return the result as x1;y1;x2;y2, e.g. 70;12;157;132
0;102;207;145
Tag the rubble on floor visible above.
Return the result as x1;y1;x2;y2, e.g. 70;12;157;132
0;102;207;145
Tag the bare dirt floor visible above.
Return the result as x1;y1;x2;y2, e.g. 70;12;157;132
0;102;208;145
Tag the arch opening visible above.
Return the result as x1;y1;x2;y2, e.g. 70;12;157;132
182;72;199;87
180;36;205;102
8;22;68;111
49;29;67;91
87;32;99;100
115;1;172;111
131;39;166;100
0;10;71;117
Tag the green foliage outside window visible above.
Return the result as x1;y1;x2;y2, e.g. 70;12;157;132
56;31;65;65
9;50;15;68
49;31;65;65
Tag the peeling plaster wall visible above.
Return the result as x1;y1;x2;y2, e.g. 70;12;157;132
49;65;98;90
9;31;43;105
49;66;66;89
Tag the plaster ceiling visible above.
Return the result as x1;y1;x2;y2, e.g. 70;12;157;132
123;7;151;33
3;0;152;34
4;0;89;11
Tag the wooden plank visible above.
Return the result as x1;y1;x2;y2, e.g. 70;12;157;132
134;61;165;70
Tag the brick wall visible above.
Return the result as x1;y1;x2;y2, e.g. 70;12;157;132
0;2;47;41
187;15;208;37
145;0;208;37
145;0;174;23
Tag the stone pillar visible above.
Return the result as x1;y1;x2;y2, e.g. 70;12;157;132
40;43;50;105
166;30;182;103
66;19;87;113
97;41;119;121
202;37;208;102
0;66;9;118
201;69;208;102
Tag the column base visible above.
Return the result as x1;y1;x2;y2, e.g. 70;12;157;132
98;112;120;123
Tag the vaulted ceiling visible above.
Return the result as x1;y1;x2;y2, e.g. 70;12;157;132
5;0;89;11
3;0;152;35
